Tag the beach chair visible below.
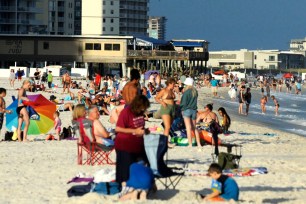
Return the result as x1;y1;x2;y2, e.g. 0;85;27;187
144;134;186;189
72;118;115;166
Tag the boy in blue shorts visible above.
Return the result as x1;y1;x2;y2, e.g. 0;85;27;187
203;163;239;202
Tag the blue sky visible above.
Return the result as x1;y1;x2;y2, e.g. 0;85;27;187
149;0;306;51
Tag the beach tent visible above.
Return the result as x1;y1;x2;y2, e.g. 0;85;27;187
283;73;293;78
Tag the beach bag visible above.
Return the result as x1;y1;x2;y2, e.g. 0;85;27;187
218;152;239;170
91;182;120;195
67;183;92;197
61;126;72;139
4;131;13;141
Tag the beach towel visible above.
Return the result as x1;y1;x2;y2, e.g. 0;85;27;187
67;177;94;184
223;167;268;177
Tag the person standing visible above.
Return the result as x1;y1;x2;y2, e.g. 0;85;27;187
210;77;219;97
155;78;176;147
238;86;245;115
244;87;252;116
180;77;201;147
271;95;279;116
17;68;23;82
9;69;16;88
34;68;41;84
115;95;150;185
16;80;31;142
47;70;53;89
62;72;71;94
122;69;141;105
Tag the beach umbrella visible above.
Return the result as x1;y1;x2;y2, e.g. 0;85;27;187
213;70;227;75
283;73;293;79
6;94;56;135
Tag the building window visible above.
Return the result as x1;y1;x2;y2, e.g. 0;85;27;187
43;42;49;50
103;18;106;23
110;18;114;23
111;1;114;5
104;44;112;50
113;44;120;51
103;1;106;5
103;27;105;31
103;10;105;14
254;55;257;60
111;10;114;14
85;43;93;50
94;43;101;50
110;27;114;32
269;56;275;61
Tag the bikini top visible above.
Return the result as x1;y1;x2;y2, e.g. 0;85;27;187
162;90;175;100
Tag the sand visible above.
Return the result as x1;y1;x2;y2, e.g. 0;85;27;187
0;78;306;204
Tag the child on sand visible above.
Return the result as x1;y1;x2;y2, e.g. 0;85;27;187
271;95;279;116
260;96;267;114
53;111;62;140
118;161;155;201
202;163;239;202
0;88;12;139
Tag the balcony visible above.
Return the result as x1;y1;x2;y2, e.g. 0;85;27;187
18;7;43;13
0;6;16;12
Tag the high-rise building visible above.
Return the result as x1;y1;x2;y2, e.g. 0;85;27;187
47;0;75;35
82;0;149;36
1;0;149;36
147;16;167;40
0;0;46;34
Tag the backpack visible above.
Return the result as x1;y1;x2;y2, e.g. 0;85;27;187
218;152;239;170
4;131;13;141
61;126;72;139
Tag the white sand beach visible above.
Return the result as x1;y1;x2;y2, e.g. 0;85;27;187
1;78;306;204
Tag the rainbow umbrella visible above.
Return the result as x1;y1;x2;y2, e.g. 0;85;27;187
6;94;56;135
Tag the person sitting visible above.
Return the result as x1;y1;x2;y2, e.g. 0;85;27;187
217;107;231;134
196;104;219;125
49;95;74;112
87;105;113;146
109;98;124;124
202;163;239;202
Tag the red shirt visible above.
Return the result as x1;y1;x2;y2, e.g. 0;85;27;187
115;106;145;153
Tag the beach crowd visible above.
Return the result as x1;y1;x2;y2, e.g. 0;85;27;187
0;68;304;202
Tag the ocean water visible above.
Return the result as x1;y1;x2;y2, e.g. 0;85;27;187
210;87;306;137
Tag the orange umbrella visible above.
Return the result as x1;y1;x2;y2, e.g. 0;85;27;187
213;70;227;75
283;73;293;78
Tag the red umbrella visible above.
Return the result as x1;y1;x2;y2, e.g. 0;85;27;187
283;73;293;78
214;70;227;75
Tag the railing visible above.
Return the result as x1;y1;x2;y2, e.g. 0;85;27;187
128;50;207;60
0;6;16;11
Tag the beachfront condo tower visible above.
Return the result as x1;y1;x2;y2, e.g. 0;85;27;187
0;0;47;34
82;0;149;36
147;16;167;40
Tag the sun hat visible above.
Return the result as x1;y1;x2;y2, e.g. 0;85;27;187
184;77;194;86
